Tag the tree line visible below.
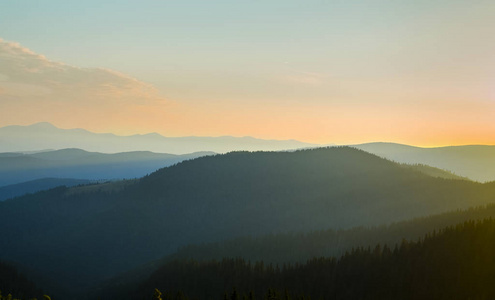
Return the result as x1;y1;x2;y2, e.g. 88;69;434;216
121;218;495;300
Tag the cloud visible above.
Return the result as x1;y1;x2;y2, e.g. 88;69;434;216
0;38;173;135
0;38;166;105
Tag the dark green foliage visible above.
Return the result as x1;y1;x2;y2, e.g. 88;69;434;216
97;203;495;299
166;203;495;264
2;147;495;295
0;261;46;299
126;219;495;300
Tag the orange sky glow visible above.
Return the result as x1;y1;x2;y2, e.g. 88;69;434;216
1;1;495;147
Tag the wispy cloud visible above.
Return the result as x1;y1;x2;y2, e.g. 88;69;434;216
0;38;166;105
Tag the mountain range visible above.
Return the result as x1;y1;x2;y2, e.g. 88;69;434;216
0;122;319;154
1;147;494;296
3;123;495;183
0;148;214;187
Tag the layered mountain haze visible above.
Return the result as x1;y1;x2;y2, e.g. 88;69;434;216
1;147;495;296
353;142;495;182
0;122;319;154
0;148;214;187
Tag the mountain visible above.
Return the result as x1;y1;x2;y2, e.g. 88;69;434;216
1;147;494;296
353;142;495;182
0;178;97;201
0;148;214;186
0;122;318;154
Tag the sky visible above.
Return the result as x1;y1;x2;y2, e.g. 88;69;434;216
0;0;494;146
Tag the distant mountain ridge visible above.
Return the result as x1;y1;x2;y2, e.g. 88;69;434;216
0;178;97;201
353;142;495;182
0;148;214;186
0;122;319;154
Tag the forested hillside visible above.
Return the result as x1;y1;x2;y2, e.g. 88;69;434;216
95;202;495;297
0;261;46;300
116;219;495;300
162;203;495;264
1;147;495;296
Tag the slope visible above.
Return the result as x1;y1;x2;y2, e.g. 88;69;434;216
0;178;96;201
399;163;469;181
126;219;495;300
353;142;495;182
94;200;495;299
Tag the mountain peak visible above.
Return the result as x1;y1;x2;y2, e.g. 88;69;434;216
0;123;319;154
29;122;58;129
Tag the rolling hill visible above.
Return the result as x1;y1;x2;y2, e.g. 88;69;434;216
1;147;494;296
